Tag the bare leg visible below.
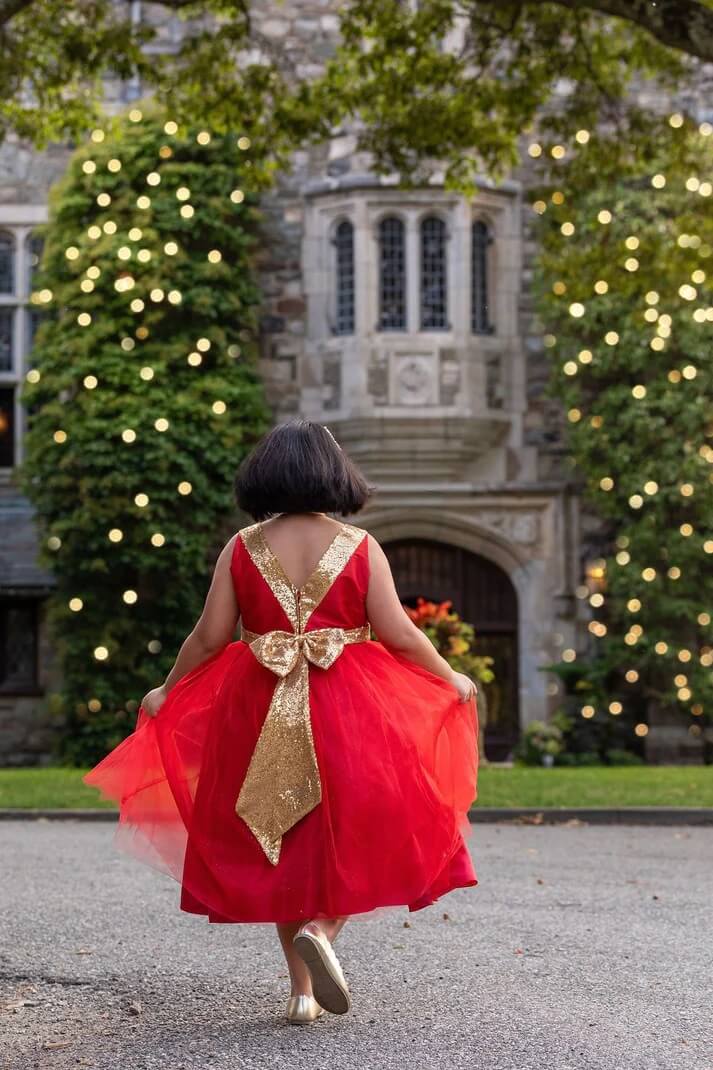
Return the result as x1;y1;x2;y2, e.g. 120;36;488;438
276;922;314;997
314;916;349;942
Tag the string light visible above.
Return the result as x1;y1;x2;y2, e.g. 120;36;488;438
150;533;165;547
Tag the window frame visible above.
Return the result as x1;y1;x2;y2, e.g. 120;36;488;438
0;221;43;471
471;217;496;336
419;212;450;332
377;213;408;332
0;596;41;696
331;217;356;337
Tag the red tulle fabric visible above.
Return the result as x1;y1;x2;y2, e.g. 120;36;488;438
84;532;479;924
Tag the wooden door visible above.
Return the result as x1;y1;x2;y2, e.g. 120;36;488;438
383;538;519;760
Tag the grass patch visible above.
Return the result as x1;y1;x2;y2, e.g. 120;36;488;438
474;764;713;808
0;768;116;810
0;764;711;810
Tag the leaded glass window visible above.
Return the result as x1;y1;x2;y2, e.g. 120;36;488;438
333;220;355;335
420;216;448;330
0;598;38;691
26;232;43;294
0;231;14;294
378;216;406;331
471;220;494;334
0;308;13;372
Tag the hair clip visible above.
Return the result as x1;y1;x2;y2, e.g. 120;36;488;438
323;424;343;451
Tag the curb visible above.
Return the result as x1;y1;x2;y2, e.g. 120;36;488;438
467;806;713;826
0;807;711;825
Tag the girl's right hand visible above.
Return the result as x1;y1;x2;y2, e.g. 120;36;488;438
140;684;168;718
451;671;478;703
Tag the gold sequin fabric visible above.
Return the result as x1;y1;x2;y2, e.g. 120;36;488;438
235;523;368;865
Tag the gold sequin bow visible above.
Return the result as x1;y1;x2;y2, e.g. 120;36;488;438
237;623;370;865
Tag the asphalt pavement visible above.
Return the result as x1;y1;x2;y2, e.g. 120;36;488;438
1;820;711;1070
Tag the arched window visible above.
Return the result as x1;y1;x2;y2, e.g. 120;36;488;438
333;220;355;336
26;232;43;294
0;231;14;294
378;216;406;331
471;220;494;334
420;216;448;330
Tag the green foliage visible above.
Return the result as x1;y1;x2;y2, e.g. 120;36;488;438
314;0;685;189
513;719;565;765
403;597;495;685
19;108;270;764
0;0;694;191
532;116;713;733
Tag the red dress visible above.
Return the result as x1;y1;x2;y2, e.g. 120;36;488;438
84;521;479;923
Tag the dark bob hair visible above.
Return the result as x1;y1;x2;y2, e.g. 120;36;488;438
235;420;373;520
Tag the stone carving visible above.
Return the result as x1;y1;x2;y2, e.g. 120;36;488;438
322;357;342;410
477;509;541;547
393;355;435;406
367;349;389;405
439;348;460;406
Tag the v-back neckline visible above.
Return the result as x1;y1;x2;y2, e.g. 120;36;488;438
257;520;348;593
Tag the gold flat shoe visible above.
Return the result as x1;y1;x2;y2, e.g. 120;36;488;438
293;922;351;1015
286;994;325;1024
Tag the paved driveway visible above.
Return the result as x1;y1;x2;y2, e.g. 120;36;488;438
1;820;711;1070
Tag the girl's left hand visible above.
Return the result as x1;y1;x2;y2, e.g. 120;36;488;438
451;671;478;703
140;684;168;718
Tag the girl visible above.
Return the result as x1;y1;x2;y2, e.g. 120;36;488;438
84;420;479;1025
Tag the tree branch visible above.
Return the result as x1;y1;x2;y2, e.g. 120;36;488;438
546;0;713;63
0;0;34;26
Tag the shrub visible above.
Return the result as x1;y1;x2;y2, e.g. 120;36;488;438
20;107;271;763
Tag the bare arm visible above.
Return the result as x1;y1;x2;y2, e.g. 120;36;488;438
141;534;240;714
365;535;476;699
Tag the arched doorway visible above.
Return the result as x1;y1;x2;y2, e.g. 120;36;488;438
383;538;519;760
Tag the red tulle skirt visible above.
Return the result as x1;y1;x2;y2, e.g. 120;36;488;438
84;639;479;924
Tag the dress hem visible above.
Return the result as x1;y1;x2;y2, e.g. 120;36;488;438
182;876;479;926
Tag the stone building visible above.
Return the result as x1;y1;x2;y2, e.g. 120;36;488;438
0;2;703;764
